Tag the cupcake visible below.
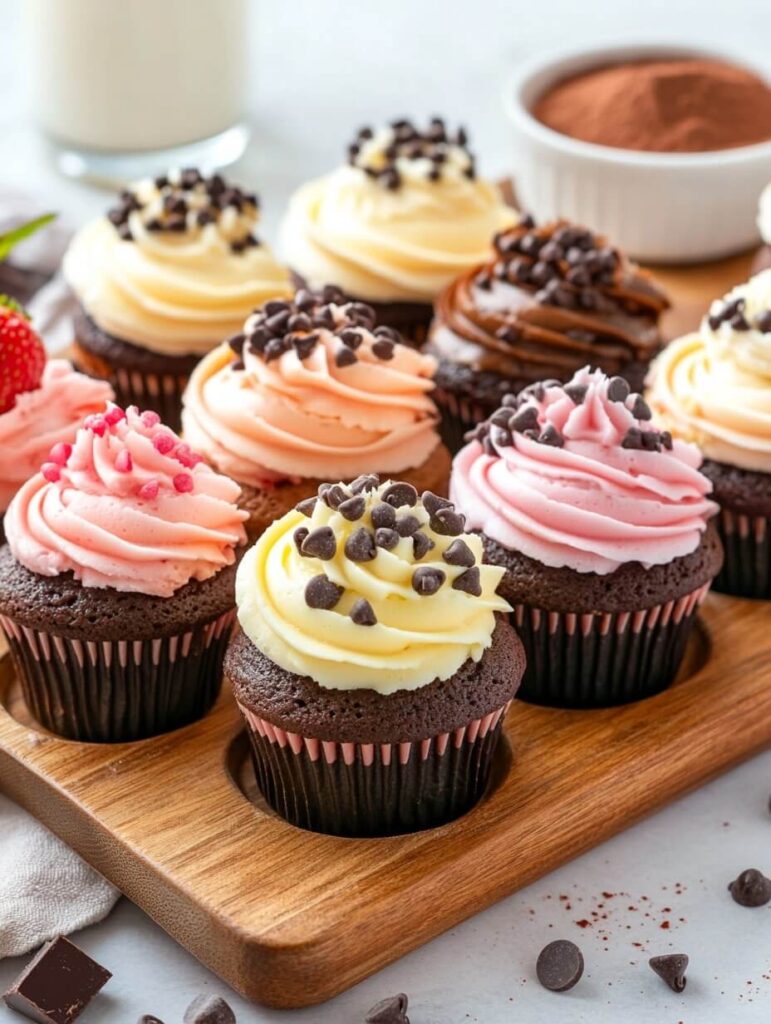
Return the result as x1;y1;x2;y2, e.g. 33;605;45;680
63;168;292;431
751;182;771;275
280;118;517;344
182;286;452;539
451;368;722;708
0;405;247;742
427;217;670;452
225;476;524;837
0;299;113;542
647;271;771;597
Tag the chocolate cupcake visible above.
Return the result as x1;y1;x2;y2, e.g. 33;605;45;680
182;286;452;539
0;405;247;742
63;168;292;431
427;218;670;452
451;368;722;708
648;271;771;597
225;477;524;837
751;182;771;276
280;118;517;344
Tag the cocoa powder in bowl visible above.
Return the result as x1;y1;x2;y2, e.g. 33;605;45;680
533;58;771;153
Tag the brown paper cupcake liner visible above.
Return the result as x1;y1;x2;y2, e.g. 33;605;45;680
0;610;235;742
238;700;512;837
511;582;711;708
712;509;770;599
110;366;189;433
432;386;493;455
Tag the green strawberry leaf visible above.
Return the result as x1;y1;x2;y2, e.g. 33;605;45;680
0;213;57;262
0;294;30;319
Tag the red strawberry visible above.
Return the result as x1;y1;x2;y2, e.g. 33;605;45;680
0;296;46;414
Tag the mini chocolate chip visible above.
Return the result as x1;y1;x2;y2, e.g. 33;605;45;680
452;566;482;596
510;405;539;433
300;527;337;560
490;426;512;448
197;209;215;227
265;309;291;334
442;538;475;567
564;383;588;404
430;507;465;536
641;430;661;452
622;427;643;450
607;376;630;402
320;484;349;509
382;482;418;508
293;527;309;554
412;531;435;560
421;491;452;516
344;527;377;562
371;503;397;529
629;394;652;420
728;868;771;907
375;527;399;550
536;940;584;992
264;338;288;361
396;515;420;537
295;497;317;517
339;328;363;349
755;309;771;332
338;495;366;521
350;598;377;626
336;346;358;368
412;566;446;595
649;954;688;993
538;424;564;447
288;312;312;332
350;473;381;494
294;288;316;311
292;333;318;360
227;332;246;355
230;359;244;371
183;994;236;1024
304;574;344;610
365;993;409;1024
660;430;673;450
372;339;395;360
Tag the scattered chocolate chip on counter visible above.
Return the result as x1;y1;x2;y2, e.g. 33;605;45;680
138;1016;166;1024
649;953;689;992
536;938;585;992
365;992;410;1023
183;994;237;1024
728;868;771;907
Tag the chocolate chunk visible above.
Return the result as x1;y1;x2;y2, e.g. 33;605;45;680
442;538;475;567
300;527;337;560
336;346;358;368
641;430;661;452
293;527;309;554
339;328;363;349
139;1017;166;1024
365;992;409;1024
660;430;673;449
372;339;396;360
288;312;312;333
755;309;771;332
2;935;111;1024
412;531;435;560
295;497;317;517
350;598;377;626
395;515;420;537
452;566;482;596
621;427;643;450
649;953;688;992
564;383;588;404
491;426;512;448
320;483;349;509
537;424;563;447
375;527;400;550
350;473;381;494
227;332;246;355
371;503;397;529
183;994;236;1024
412;566;446;595
292;333;318;360
430;507;465;536
304;574;344;610
345;527;377;562
510;405;539;433
382;482;418;509
264;338;288;362
338;495;366;521
421;491;452;516
607;376;630;402
536;939;584;992
629;394;652;420
728;868;771;907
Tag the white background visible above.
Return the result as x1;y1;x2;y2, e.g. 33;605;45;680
0;2;770;1021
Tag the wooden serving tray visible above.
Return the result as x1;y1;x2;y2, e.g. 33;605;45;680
0;251;768;1009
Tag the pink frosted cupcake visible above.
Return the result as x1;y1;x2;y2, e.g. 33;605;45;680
0;405;247;741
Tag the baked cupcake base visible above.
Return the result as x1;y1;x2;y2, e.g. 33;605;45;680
483;524;723;708
0;546;237;742
702;459;771;598
226;617;524;837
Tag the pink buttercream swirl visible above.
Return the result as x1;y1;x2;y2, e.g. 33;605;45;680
451;367;717;574
0;360;113;511
6;404;247;597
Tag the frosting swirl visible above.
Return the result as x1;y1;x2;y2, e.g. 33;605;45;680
647;271;771;473
451;368;716;575
0;361;113;511
182;289;441;484
7;405;247;597
429;219;669;386
280;120;516;303
236;476;510;693
63;169;292;357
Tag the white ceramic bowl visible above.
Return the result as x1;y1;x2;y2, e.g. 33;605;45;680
504;43;771;263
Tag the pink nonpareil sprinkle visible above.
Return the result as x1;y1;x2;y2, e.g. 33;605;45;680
138;479;160;501
153;432;175;455
115;449;133;473
173;443;203;468
104;406;126;426
48;442;72;466
41;462;61;482
84;414;107;436
173;472;194;493
140;410;161;428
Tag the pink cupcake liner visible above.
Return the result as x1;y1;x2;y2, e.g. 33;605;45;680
712;508;770;598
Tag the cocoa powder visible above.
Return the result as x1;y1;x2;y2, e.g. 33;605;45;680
533;58;771;153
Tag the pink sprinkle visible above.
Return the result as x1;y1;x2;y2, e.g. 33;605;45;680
153;432;175;455
84;414;107;437
104;406;126;426
48;442;72;466
174;443;203;468
115;449;133;473
141;410;161;428
138;479;159;501
173;472;194;493
41;462;61;482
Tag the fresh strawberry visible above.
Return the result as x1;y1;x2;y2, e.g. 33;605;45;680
0;296;46;414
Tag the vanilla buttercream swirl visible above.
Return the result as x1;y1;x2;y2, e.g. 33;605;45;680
6;405;247;597
236;479;509;693
182;303;441;484
451;368;716;575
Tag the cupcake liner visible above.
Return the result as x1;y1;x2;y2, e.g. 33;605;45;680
511;582;711;708
0;610;235;742
238;700;512;837
712;508;770;599
110;367;189;433
432;386;493;455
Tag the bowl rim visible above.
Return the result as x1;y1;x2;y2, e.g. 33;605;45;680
504;41;771;168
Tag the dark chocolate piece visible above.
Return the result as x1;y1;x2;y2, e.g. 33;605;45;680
607;376;631;402
344;527;377;562
629;393;652;420
430;507;465;536
350;598;377;626
442;538;475;567
536;939;584;992
412;531;435;560
338;495;366;521
350;473;381;494
365;993;409;1024
375;527;400;550
183;994;236;1024
371;503;397;530
300;527;337;560
382;482;418;509
295;497;317;517
412;566;446;595
319;483;348;509
728;868;771;907
395;515;420;537
421;491;452;516
304;574;344;610
537;424;564;447
452;566;482;596
649;953;688;992
293;527;309;555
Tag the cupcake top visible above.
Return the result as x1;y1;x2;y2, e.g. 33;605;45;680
6;405;247;598
0;360;113;511
452;368;716;575
182;286;441;485
280;118;517;304
235;475;510;694
430;217;669;380
63;168;292;357
647;270;771;473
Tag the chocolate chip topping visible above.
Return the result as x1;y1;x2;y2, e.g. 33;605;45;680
536;939;585;992
564;382;588;404
293;527;309;554
348;118;475;189
412;531;435;560
338;495;366;521
649;953;689;993
183;994;236;1024
395;514;421;537
607;376;631;402
365;993;409;1024
708;295;750;331
371;503;397;530
350;473;381;494
442;538;475;567
421;491;452;516
755;309;771;332
382;482;418;508
430;507;465;536
412;566;446;595
350;598;377;626
344;527;377;562
452;566;482;596
728;868;771;907
304;574;344;610
295;497;317;517
319;483;349;509
628;394;652;420
300;526;337;560
375;527;400;550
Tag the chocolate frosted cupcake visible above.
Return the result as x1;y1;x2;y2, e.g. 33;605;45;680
648;271;771;597
452;368;722;708
0;405;247;742
280;118;517;343
428;217;670;452
182;286;451;539
63;168;292;430
226;477;523;837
